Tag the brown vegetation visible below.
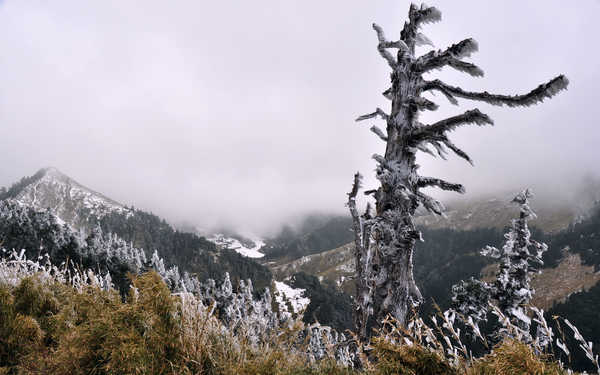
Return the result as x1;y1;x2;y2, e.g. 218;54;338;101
0;271;582;375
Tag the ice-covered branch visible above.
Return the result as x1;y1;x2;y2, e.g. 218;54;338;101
355;107;389;122
417;177;465;194
347;173;374;341
416;39;483;77
407;4;442;30
415;143;436;157
401;4;442;50
411;109;493;143
370;126;388;141
414;32;434;47
372;23;399;68
443;138;474;165
347;172;363;253
416;134;473;165
410;96;439;111
416;191;445;215
422;75;569;107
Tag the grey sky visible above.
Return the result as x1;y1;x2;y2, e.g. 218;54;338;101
0;1;598;234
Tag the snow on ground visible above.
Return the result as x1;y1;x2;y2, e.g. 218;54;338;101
274;280;310;319
208;233;265;258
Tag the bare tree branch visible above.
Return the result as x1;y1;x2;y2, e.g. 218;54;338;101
422;75;569;107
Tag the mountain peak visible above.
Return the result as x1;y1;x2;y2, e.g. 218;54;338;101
40;166;64;176
37;166;73;183
4;167;130;230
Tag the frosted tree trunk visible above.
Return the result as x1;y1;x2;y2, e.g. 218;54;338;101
349;3;568;338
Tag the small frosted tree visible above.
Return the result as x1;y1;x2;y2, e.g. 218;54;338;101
348;3;568;339
452;189;548;336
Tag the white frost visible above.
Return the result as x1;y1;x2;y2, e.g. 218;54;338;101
274;280;310;319
209;233;265;258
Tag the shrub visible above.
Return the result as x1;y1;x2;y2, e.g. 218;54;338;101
468;340;568;375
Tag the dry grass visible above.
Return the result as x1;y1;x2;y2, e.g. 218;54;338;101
0;271;589;375
468;340;568;375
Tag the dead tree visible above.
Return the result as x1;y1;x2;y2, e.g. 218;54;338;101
348;3;568;340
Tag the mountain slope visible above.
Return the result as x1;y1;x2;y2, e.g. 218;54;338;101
414;193;575;234
0;167;130;230
270;204;600;315
0;168;274;291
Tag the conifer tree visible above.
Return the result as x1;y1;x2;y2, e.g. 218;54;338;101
348;4;568;339
452;189;548;335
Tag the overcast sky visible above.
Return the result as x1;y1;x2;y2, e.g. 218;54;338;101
0;1;598;234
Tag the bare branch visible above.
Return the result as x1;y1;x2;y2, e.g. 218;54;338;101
356;107;389;122
423;75;569;107
417;177;465;194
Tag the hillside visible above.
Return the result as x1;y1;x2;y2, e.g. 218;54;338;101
0;167;131;231
414;193;577;234
269;202;600;315
0;168;274;291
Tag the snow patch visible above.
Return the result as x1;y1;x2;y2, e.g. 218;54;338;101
274;280;310;319
209;233;265;258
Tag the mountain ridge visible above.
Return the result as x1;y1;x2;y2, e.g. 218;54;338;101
1;167;131;231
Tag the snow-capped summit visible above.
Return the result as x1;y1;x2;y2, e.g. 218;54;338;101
4;167;130;230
